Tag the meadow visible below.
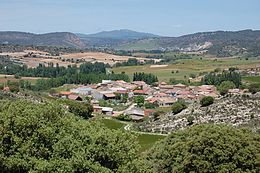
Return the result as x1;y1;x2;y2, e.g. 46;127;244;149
100;118;166;152
243;76;260;84
112;57;260;82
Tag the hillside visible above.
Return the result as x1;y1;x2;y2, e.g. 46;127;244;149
77;29;160;47
117;29;260;57
0;31;86;48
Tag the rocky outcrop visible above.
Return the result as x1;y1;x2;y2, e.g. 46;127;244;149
136;93;260;134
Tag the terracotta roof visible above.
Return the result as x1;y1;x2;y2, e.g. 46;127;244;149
104;93;116;98
159;85;174;89
177;90;191;95
116;90;128;94
132;81;146;86
60;91;72;95
133;90;146;94
68;94;82;100
174;83;187;88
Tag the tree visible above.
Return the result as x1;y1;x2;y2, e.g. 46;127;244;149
218;81;236;95
144;102;156;109
134;96;145;107
171;100;187;114
143;124;260;173
200;96;214;107
0;100;139;172
59;99;93;119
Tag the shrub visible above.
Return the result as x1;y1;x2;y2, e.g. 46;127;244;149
217;81;236;95
115;114;132;121
172;100;187;114
144;102;156;109
200;96;214;107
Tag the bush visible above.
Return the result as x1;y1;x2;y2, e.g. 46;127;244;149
134;95;145;107
200;96;214;107
248;83;260;94
144;102;156;109
115;114;132;121
187;115;195;125
171;100;187;114
217;81;236;95
59;99;93;119
143;124;260;173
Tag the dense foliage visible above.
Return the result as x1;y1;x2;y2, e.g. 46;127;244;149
133;72;158;85
142;124;260;173
0;100;138;172
203;71;242;87
58;99;93;119
134;95;145;107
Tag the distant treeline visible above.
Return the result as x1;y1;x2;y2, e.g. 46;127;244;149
133;72;158;85
0;57;129;91
202;71;242;87
114;58;155;67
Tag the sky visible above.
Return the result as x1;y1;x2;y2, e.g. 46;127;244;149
0;0;259;36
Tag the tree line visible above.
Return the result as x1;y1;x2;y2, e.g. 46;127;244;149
133;72;158;85
0;59;130;91
202;70;242;87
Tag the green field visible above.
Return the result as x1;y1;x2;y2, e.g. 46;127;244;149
100;118;125;130
243;76;260;84
112;57;260;82
137;133;166;151
100;118;166;151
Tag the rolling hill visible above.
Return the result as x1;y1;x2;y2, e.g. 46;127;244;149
0;31;86;48
117;29;260;57
77;29;160;47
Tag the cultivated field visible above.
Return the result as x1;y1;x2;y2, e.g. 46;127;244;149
0;74;42;84
0;50;148;68
113;57;260;81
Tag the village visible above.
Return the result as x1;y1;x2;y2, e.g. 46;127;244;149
53;79;228;121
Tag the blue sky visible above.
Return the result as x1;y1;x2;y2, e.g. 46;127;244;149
0;0;259;36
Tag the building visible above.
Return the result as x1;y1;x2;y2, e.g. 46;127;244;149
70;87;92;95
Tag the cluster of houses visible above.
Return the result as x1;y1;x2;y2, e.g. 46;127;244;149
56;80;220;121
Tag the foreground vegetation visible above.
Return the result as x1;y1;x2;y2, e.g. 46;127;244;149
0;98;259;172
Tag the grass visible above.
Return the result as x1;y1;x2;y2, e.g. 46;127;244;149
137;133;166;152
100;118;166;151
155;106;172;113
0;74;41;85
243;76;260;84
112;57;260;82
100;118;125;130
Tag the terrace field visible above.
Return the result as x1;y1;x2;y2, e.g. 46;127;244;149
112;57;260;82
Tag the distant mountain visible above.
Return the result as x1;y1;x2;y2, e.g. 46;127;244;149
117;29;260;57
77;29;160;47
0;31;86;48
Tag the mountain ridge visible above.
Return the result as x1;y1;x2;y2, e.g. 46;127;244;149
0;31;85;48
